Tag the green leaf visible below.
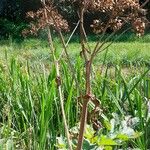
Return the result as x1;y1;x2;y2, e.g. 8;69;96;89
104;120;111;131
116;134;129;141
56;137;67;149
130;132;142;139
104;146;113;150
82;139;98;150
98;136;118;146
84;125;95;140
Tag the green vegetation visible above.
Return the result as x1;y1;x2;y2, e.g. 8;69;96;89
0;33;150;66
0;34;150;149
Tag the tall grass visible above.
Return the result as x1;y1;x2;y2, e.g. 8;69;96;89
0;54;149;149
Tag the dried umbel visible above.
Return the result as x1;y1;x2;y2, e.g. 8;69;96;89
90;19;104;34
110;18;124;31
74;0;140;12
89;0;140;12
74;0;146;36
132;18;146;36
23;3;69;36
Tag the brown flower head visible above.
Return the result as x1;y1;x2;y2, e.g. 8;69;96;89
23;2;69;36
74;0;146;35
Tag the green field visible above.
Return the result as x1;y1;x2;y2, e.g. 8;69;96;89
0;34;150;149
0;33;150;66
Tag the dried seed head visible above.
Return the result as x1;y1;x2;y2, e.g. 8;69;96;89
75;0;146;35
132;18;146;37
23;3;69;36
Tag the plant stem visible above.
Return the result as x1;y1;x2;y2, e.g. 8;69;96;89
76;61;92;150
43;1;72;149
76;4;92;149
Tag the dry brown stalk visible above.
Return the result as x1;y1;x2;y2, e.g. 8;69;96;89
42;0;72;150
141;0;150;7
76;3;92;150
44;4;80;94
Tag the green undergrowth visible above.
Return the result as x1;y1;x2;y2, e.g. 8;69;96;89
0;33;150;149
0;56;150;149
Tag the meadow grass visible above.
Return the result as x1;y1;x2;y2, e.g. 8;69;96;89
0;33;150;66
0;33;150;149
